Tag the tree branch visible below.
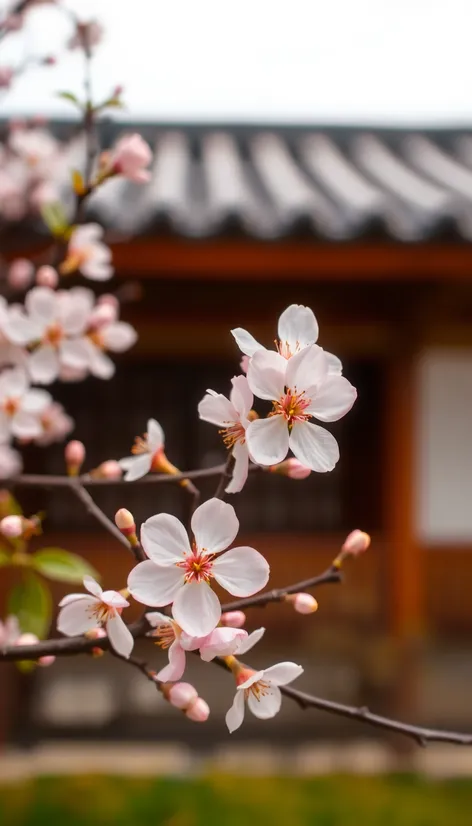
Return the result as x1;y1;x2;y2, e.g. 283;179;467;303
11;464;230;489
69;481;146;562
214;454;235;500
221;565;341;613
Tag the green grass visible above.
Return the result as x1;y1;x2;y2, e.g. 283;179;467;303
1;774;472;826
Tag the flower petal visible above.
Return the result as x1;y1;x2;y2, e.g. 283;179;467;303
225;442;249;494
231;327;263;357
25;286;56;322
157;639;186;681
285;344;328;398
145;611;172;628
58;593;92;608
326;351;343;376
101;590;129;608
119;454;152;482
57;596;99;636
102;322;137;352
171;580;221;637
247;349;286;401
289;421;339;472
247;685;282;719
198;391;237;427
86;344;115;379
225;689;246;733
262;662;304;686
191;498;239;555
21;389;51;414
199;627;247;661
59;339;91;369
229;375;253;419
245;415;289;466
235;626;266;655
11;411;42;439
0;367;28;399
127;560;184;606
213;547;269;597
141;513;191;563
106;614;134;658
27;346;59;384
277;304;319;350
147;418;164;451
83;576;102;598
306;375;357;422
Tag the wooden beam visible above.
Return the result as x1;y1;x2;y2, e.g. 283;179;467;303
110;239;472;280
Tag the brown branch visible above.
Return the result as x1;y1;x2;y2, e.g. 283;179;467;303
109;648;160;687
11;464;230;489
221;565;342;613
214;454;235;500
69;481;146;562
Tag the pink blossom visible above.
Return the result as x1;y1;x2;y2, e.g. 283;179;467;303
29;180;59;211
0;444;22;478
270;458;311;479
68;20;103;51
232;304;343;375
0;172;26;221
220;611;246;628
57;576;133;658
9;128;59;175
0;615;20;646
36;266;58;289
198;376;253;493
146;611;248;681
81;305;137;380
186;697;210;722
227;661;303;733
168;682;197;709
119;418;164;481
246;345;356;472
0;367;51;441
8;259;34;291
128;498;269;638
109;134;152;183
0;515;23;538
61;224;113;281
35;401;74;446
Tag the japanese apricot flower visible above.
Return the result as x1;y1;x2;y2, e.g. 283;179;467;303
146;611;248;682
60;224;113;281
127;498;270;637
246;344;356;472
0;367;51;441
119;418;165;481
6;286;91;384
198;375;253;494
231;303;342;374
226;660;304;732
57;576;133;658
109;134;152;183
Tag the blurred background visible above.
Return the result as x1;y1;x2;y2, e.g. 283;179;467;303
2;0;472;823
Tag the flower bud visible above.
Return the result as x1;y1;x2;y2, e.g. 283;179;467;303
17;633;39;646
185;697;210;722
0;514;23;538
91;460;122;480
115;508;138;545
220;610;246;628
36;265;58;289
42;55;56;66
168;682;198;710
90;302;117;328
269;458;311;479
98;293;119;311
65;440;85;476
286;593;318;614
341;529;371;557
38;655;56;667
8;258;34;290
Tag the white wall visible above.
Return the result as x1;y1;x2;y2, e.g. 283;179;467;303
416;348;472;544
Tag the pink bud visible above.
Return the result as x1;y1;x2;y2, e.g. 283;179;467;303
17;633;39;646
90;302;117;328
115;508;135;531
38;655;55;667
42;55;56;66
185;697;210;722
220;610;246;628
85;627;107;640
289;593;318;614
341;529;371;557
8;258;34;291
269;458;311;479
112;85;124;97
0;515;23;538
65;440;85;475
93;460;122;480
168;682;198;710
36;265;58;288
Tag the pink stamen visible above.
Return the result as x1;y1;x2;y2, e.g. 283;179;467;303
219;421;245;449
272;389;311;426
177;545;215;584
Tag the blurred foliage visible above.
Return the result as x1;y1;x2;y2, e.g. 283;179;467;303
1;774;472;826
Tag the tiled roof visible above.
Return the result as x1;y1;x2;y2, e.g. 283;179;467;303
15;124;472;242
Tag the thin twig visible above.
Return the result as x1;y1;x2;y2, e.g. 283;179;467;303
11;464;230;489
221;565;342;613
109;648;160;687
214;454;235;500
69;482;145;562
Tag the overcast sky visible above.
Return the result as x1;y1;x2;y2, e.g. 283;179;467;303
0;0;471;125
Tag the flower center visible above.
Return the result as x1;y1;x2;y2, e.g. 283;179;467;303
3;397;19;417
44;323;64;348
219;421;245;449
151;622;176;649
275;339;300;359
88;330;104;349
177;547;215;584
272;388;311;427
131;433;151;455
244;679;271;702
88;601;116;624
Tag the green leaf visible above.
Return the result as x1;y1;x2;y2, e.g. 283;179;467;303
57;90;81;107
40;201;69;238
7;573;52;639
0;489;23;517
32;548;99;584
102;96;124;109
0;548;10;566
